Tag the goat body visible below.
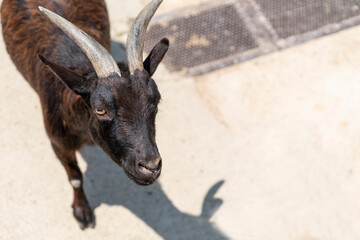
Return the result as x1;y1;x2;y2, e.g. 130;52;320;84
2;0;109;147
1;0;169;229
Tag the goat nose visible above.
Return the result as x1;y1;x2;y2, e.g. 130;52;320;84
138;157;162;172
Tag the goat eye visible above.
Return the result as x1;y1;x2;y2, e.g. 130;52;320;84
95;109;106;115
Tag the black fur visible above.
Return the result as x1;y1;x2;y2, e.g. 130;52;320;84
1;0;169;229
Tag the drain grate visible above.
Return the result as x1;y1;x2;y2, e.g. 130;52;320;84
256;0;360;46
145;2;259;74
144;0;360;76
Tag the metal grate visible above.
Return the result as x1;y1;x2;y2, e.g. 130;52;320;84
256;0;360;39
145;2;259;74
144;0;360;76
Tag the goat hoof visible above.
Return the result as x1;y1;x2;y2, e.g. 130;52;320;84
72;202;95;230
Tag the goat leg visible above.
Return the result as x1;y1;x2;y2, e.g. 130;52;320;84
51;143;95;229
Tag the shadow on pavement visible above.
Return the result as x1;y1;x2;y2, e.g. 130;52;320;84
78;41;229;239
80;144;228;240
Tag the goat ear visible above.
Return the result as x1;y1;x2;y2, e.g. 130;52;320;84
143;38;169;77
37;54;91;96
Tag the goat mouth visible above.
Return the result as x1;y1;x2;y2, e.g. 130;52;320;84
124;171;156;186
110;158;152;185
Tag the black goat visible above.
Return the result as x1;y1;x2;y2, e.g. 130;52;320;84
1;0;169;229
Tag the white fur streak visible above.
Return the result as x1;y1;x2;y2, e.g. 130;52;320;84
70;179;81;188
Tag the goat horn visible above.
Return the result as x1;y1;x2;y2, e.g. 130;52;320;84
126;0;163;75
38;6;121;78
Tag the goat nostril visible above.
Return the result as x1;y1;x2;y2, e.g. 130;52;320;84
139;162;157;173
138;162;153;174
156;159;162;171
138;159;162;173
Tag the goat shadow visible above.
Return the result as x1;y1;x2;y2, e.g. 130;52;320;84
80;144;228;240
77;41;228;239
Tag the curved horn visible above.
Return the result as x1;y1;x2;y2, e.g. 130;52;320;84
126;0;163;74
38;6;121;78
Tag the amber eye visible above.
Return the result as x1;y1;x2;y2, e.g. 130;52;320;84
95;109;106;115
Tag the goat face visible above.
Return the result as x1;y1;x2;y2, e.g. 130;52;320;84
38;0;168;185
88;69;164;185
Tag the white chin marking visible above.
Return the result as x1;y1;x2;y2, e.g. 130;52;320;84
70;179;81;188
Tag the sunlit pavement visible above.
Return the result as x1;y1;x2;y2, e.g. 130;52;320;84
1;0;360;239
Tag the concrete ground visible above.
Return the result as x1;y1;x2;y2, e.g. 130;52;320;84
1;0;360;240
